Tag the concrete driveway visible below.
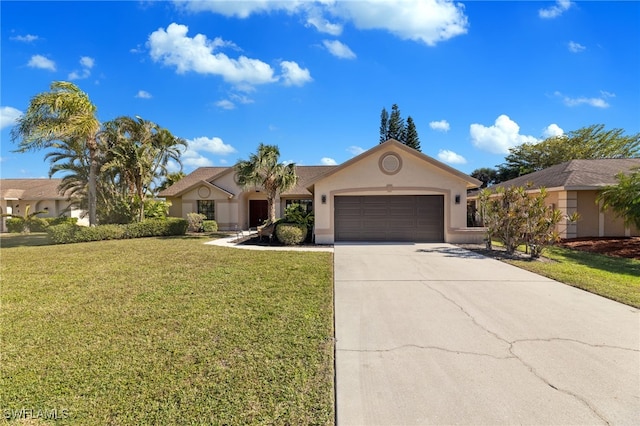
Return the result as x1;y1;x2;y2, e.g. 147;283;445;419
334;243;640;425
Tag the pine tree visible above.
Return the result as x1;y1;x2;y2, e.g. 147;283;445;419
379;108;389;143
377;103;422;151
387;104;405;142
404;116;421;151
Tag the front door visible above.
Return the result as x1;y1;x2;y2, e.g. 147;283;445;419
249;200;269;228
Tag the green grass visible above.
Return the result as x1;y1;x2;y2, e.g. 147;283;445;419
505;246;640;308
1;237;334;425
0;232;51;248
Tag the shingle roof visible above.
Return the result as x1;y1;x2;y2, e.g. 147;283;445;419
158;166;337;198
158;167;229;197
0;179;67;200
487;158;640;192
282;166;336;196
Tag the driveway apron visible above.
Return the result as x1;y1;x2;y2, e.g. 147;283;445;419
334;243;640;425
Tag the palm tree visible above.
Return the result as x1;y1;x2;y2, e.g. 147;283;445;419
234;144;298;223
101;116;186;222
2;204;48;233
11;81;101;225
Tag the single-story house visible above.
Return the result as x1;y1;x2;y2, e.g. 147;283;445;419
159;139;485;244
467;158;640;239
0;178;89;232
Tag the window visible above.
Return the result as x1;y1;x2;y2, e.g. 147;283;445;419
197;200;215;220
285;199;312;213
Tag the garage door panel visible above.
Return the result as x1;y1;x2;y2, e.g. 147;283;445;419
335;195;444;242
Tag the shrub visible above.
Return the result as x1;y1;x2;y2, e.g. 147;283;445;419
164;218;189;236
187;213;207;232
29;217;50;233
6;218;24;233
47;218;188;244
275;223;308;245
46;216;78;227
202;220;218;233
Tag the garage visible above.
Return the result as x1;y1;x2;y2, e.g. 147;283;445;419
334;195;444;242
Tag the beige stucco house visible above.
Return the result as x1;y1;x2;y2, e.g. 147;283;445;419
160;139;484;244
468;158;640;239
0;178;89;232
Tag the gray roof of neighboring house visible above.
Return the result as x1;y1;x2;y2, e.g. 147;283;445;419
0;179;67;200
471;159;640;196
158;166;337;198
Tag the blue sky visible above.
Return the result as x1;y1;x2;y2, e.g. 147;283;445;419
2;0;639;178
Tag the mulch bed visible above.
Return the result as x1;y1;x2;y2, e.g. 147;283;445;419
557;237;640;260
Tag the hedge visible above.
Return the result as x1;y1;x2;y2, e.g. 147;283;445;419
47;218;188;244
5;216;78;233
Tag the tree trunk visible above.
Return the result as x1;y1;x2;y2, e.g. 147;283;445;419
88;149;98;226
268;195;277;223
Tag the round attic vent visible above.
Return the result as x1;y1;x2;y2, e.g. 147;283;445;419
379;152;402;175
198;186;211;198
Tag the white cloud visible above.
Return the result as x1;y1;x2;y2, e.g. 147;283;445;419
148;23;277;86
27;54;56;71
568;41;585;53
181;152;214;168
539;0;572;19
186;136;236;155
437;149;466;165
542;124;564;138
280;60;313;86
11;34;39;42
216;99;235;110
135;90;153;99
306;15;343;36
346;146;365;156
175;0;469;46
80;56;95;69
321;157;338;165
322;40;356;59
429;120;450;132
0;106;23;130
470;115;538;154
554;90;613;108
174;0;301;18
68;56;95;80
180;136;237;168
147;23;311;88
230;93;254;104
334;0;468;46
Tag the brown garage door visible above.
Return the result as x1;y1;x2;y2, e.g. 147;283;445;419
334;195;444;242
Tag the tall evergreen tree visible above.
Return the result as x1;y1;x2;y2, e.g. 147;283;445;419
378;104;422;151
404;116;421;151
379;108;389;143
387;104;405;142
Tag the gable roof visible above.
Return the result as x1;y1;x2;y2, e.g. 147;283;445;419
1;179;67;201
158;165;336;198
486;159;640;192
306;139;481;189
158;167;229;197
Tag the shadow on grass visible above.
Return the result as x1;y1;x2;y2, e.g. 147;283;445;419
550;247;640;279
0;233;51;248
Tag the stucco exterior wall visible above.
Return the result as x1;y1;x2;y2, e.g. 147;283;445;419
313;146;479;244
0;199;89;231
576;191;600;238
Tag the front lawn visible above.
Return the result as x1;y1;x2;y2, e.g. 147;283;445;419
505;246;640;308
1;237;334;425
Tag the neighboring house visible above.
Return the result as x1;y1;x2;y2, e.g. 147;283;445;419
468;159;640;239
160;139;484;244
0;178;89;232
